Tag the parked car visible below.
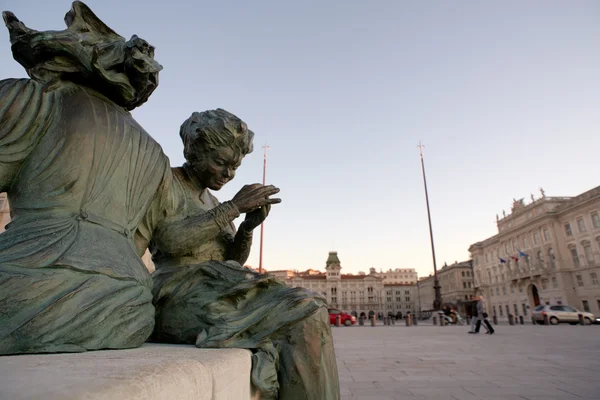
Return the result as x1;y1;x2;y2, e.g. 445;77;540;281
328;308;356;326
531;305;594;325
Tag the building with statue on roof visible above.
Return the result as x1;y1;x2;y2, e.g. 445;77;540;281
469;186;600;322
285;251;386;318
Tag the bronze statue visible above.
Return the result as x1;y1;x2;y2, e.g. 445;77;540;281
135;110;339;399
0;2;340;398
0;1;164;354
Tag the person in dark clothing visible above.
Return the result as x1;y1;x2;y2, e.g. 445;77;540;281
472;295;495;335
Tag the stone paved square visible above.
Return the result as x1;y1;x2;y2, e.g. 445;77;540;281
333;323;600;400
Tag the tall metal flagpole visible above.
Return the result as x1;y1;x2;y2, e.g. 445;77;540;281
418;142;442;311
259;144;270;274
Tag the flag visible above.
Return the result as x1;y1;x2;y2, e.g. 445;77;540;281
511;256;519;263
518;250;528;258
499;257;506;264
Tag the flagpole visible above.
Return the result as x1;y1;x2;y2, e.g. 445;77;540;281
418;142;442;311
258;144;270;274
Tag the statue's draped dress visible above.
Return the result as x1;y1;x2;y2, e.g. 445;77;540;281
0;78;167;353
0;77;339;399
138;166;340;399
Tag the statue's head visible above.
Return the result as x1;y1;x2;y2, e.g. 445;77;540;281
180;109;254;190
2;1;162;110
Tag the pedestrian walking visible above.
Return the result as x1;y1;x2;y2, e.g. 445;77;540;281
472;295;495;335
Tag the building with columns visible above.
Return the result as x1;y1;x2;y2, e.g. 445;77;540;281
469;186;600;321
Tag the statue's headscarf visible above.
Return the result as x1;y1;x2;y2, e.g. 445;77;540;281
2;1;162;110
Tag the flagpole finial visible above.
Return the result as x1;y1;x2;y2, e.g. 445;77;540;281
417;141;425;157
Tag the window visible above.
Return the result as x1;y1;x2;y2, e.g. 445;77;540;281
510;285;515;294
578;218;586;233
565;223;572;237
590;273;599;285
502;286;507;295
576;275;584;287
537;250;544;268
404;290;410;295
552;277;558;288
533;232;540;245
514;304;519;316
541;279;548;290
499;305;503;316
496;287;500;296
570;246;580;267
583;242;593;265
396;297;401;302
505;304;510;316
405;296;410;302
548;248;556;269
592;212;600;229
523;237;529;248
461;271;465;277
493;305;497;316
582;300;590;312
463;282;467;289
543;228;551;242
519;285;523;293
387;297;392;303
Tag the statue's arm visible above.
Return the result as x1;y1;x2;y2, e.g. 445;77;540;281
229;222;253;266
150;201;240;257
0;79;54;192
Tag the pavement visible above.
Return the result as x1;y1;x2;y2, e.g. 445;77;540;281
332;323;600;400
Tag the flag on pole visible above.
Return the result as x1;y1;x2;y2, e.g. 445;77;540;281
518;250;528;258
499;257;506;264
511;256;519;263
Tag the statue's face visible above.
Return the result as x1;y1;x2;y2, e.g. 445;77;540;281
192;146;244;191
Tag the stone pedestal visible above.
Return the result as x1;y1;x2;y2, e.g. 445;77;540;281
0;344;255;400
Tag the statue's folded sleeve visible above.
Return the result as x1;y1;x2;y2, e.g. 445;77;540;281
0;78;56;192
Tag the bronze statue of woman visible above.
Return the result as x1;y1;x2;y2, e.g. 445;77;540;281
135;110;340;399
0;2;166;353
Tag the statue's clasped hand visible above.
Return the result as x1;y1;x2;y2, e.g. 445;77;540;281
232;184;281;230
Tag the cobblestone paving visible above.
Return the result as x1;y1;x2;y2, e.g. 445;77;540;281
333;323;600;400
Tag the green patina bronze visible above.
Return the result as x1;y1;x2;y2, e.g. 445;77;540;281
0;2;339;398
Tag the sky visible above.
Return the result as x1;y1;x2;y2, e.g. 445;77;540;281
1;1;599;277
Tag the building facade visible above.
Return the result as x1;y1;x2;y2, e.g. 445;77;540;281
285;251;386;318
374;268;418;284
383;283;417;318
417;260;474;316
0;193;9;232
469;186;600;321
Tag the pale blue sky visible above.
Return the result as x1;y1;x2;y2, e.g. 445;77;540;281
1;1;599;277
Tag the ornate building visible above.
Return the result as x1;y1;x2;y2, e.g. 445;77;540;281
285;251;385;318
469;186;600;321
